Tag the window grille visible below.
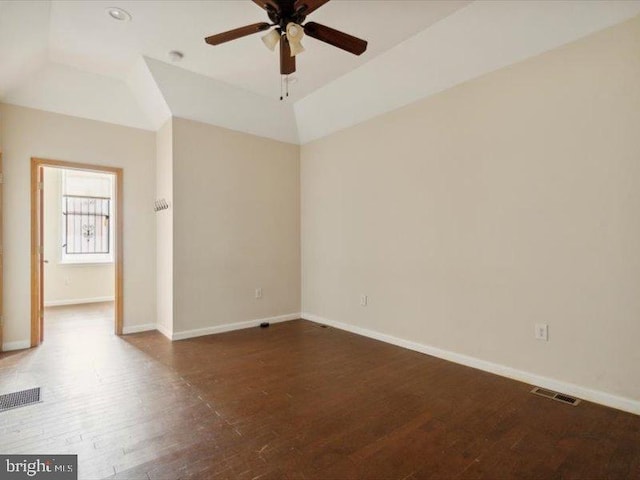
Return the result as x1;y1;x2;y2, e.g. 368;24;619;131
63;195;110;254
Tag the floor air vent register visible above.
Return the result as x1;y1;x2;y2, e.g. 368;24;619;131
0;387;42;412
531;386;581;406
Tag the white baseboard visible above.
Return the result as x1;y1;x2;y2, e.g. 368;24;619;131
171;313;300;341
155;323;173;340
122;323;157;334
2;340;31;352
2;314;301;351
301;312;640;416
44;296;114;307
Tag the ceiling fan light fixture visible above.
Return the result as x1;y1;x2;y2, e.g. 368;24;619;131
286;22;305;57
286;22;304;42
261;29;281;51
289;40;305;57
287;23;301;37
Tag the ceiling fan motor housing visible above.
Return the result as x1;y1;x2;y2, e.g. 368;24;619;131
265;0;309;29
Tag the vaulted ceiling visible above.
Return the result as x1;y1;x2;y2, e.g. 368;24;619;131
1;0;639;144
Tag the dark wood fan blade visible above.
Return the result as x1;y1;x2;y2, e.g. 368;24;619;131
252;0;281;13
294;0;329;15
303;22;367;55
280;36;296;74
205;22;271;46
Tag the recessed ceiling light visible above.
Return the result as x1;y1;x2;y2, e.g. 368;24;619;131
106;7;131;22
169;50;184;62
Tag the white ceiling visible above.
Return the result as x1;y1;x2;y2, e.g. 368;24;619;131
48;0;470;101
1;0;639;144
146;57;299;143
295;0;640;142
0;0;50;96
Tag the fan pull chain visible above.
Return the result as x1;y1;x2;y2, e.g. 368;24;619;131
280;75;291;101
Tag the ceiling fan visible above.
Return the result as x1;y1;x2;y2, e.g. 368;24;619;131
204;0;368;77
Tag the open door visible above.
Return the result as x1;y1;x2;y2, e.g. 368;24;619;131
38;166;44;343
30;161;44;347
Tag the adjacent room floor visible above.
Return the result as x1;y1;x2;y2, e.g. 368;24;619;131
1;306;639;479
43;302;116;342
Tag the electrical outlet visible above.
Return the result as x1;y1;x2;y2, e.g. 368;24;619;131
255;288;262;299
360;295;368;307
535;323;548;341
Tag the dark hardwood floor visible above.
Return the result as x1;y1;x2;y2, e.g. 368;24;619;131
1;303;639;479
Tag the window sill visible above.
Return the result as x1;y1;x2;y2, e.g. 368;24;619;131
58;260;114;267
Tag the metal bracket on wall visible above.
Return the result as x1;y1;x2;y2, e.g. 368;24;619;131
154;199;170;212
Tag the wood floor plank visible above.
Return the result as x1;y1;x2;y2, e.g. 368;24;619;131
1;303;639;479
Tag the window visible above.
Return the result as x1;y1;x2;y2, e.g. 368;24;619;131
63;196;110;254
60;170;114;264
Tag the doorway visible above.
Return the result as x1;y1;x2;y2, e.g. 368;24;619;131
31;158;123;347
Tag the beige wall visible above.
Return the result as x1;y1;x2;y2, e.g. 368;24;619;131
156;119;173;335
43;167;114;305
301;16;640;402
172;117;300;333
0;104;156;346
